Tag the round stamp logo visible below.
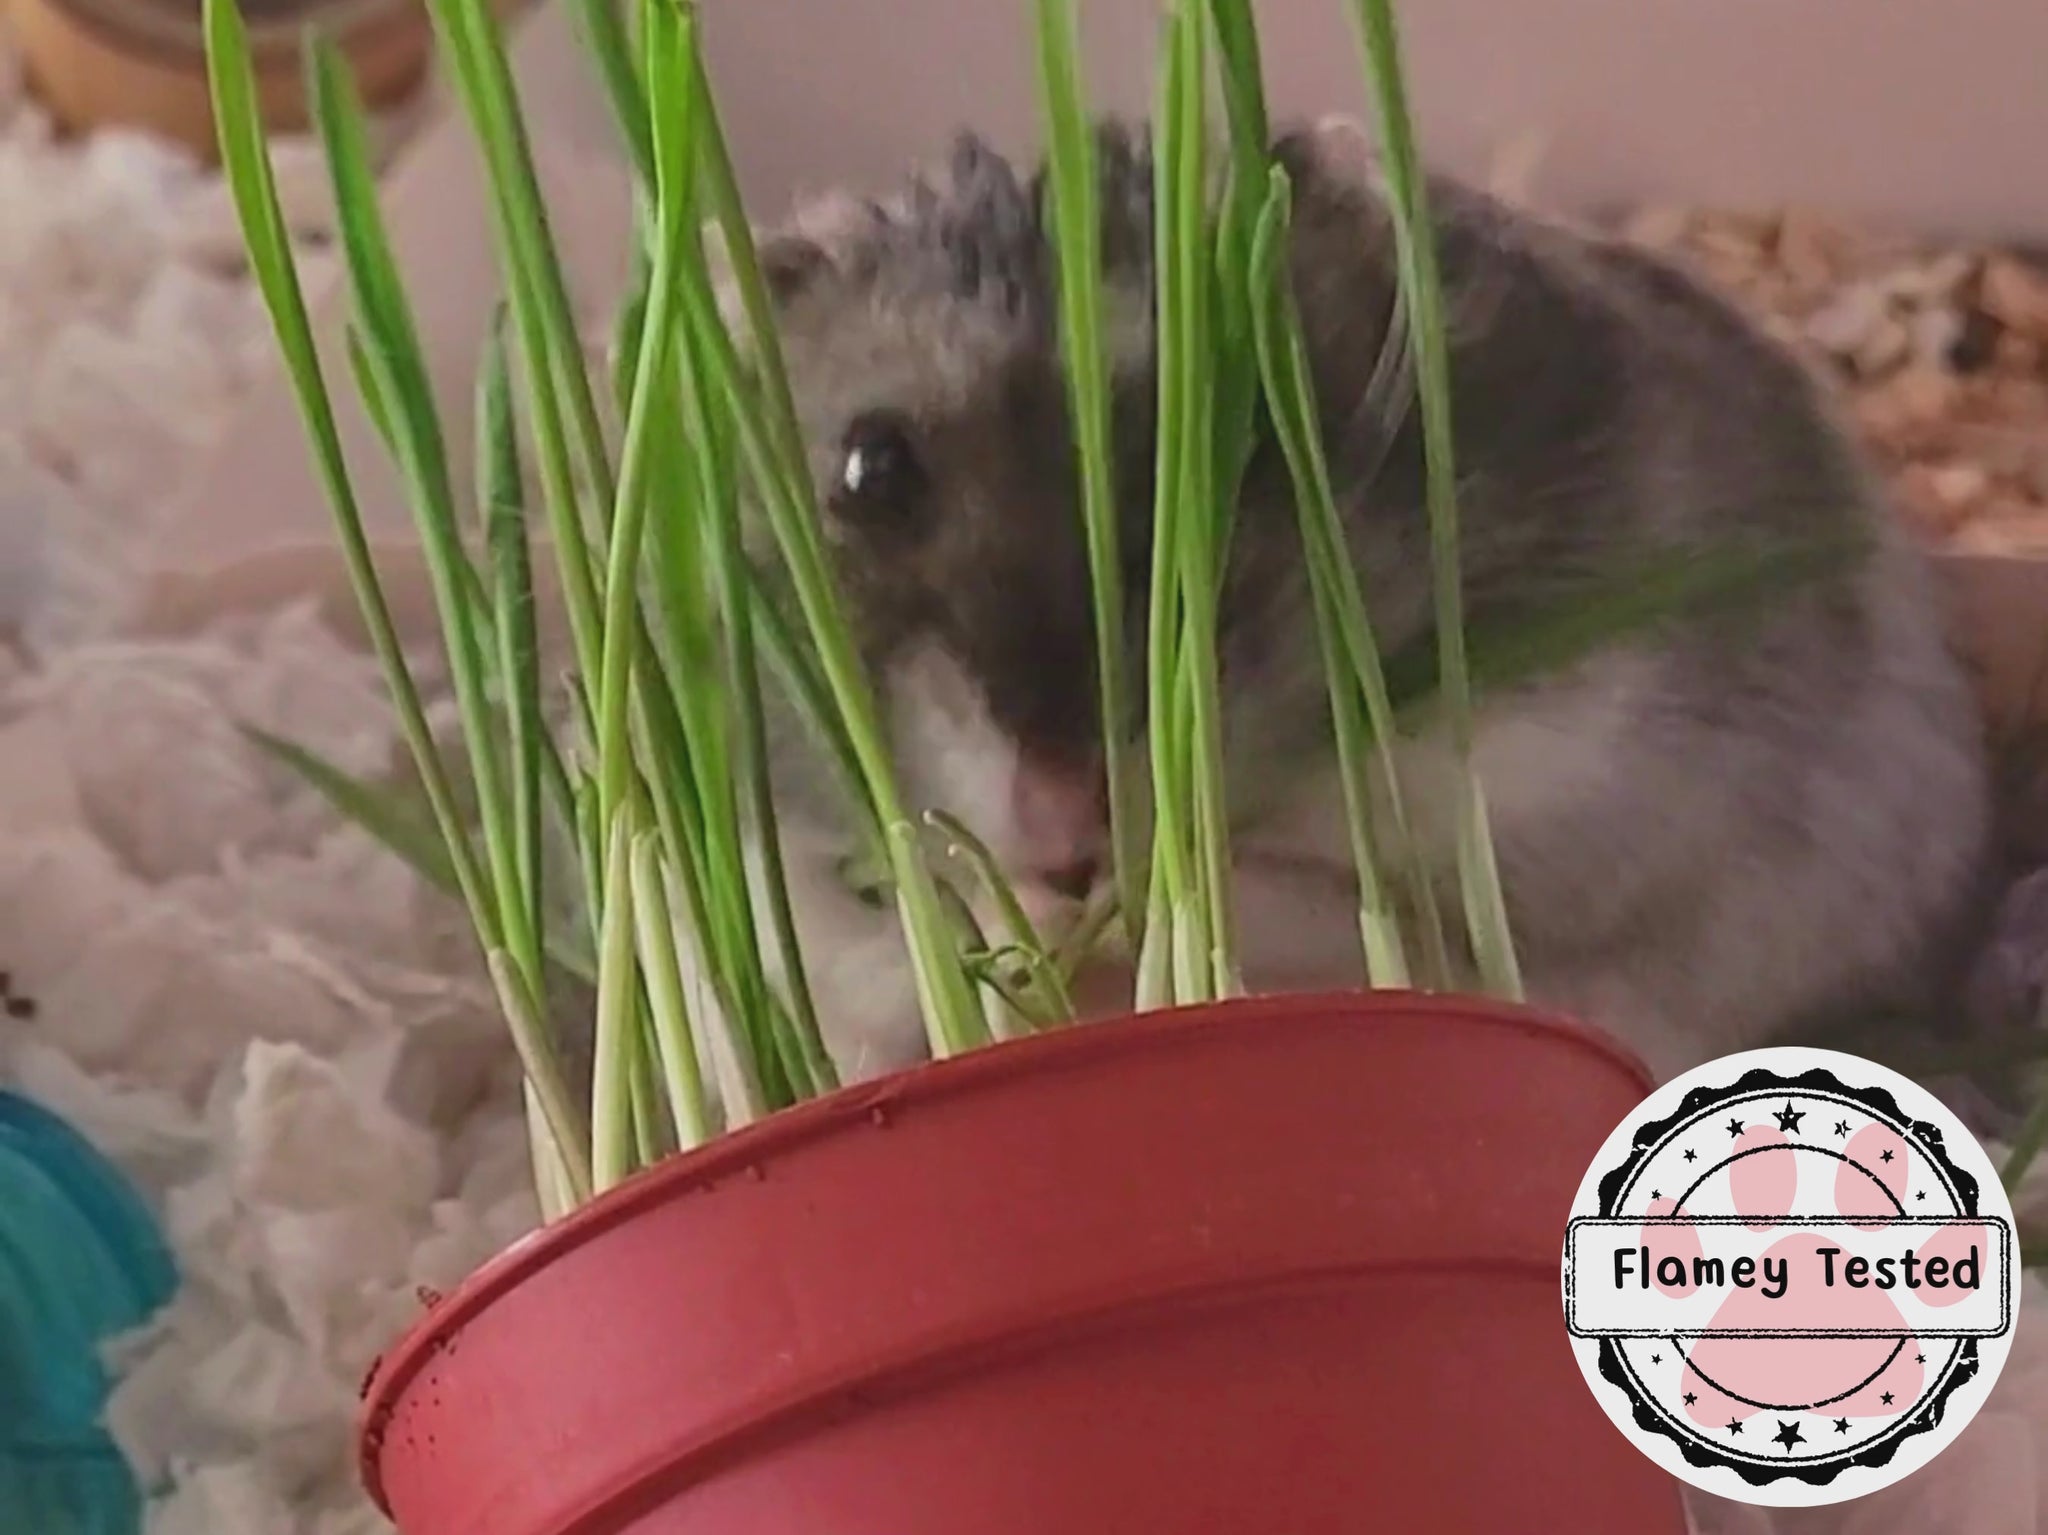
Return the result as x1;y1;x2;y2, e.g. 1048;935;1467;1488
1561;1046;2019;1507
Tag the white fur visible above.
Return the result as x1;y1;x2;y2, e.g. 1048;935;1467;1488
753;646;1100;1083
888;643;1022;862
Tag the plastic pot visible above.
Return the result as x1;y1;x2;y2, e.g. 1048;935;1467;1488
360;990;1687;1534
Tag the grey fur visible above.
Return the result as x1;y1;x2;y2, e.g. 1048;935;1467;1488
733;117;1993;1084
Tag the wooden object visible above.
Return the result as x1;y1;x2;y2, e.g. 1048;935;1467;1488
5;0;434;156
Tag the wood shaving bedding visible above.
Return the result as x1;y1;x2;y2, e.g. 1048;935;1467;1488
1619;205;2048;558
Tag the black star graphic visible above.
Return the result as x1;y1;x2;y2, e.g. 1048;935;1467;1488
1882;1150;1895;1163
1773;1102;1806;1134
1916;1354;1926;1364
1684;1392;1698;1406
1835;1120;1852;1137
1881;1392;1894;1406
1727;1419;1744;1435
1835;1418;1852;1434
1651;1190;1662;1201
1915;1191;1926;1201
1651;1353;1663;1365
1684;1149;1698;1163
1728;1118;1745;1138
1774;1421;1806;1451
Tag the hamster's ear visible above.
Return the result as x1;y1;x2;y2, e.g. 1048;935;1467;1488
694;226;830;317
1258;119;1416;492
724;189;887;308
948;131;1028;213
1093;119;1156;279
1026;117;1154;285
759;236;835;304
1271;116;1387;214
699;222;831;350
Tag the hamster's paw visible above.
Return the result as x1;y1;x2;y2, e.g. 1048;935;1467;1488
805;920;933;1084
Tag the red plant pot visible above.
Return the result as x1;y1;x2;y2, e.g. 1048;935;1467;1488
360;991;1688;1534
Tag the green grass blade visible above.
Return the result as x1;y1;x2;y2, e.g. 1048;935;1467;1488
590;808;641;1190
212;0;598;1200
414;0;608;717
629;248;863;890
479;308;548;981
344;324;398;455
489;953;594;1203
674;6;920;902
1344;0;1461;729
1149;0;1234;1002
625;195;791;1105
886;819;992;1056
681;12;814;503
609;238;653;422
309;36;540;979
567;0;653;194
925;810;1076;1021
614;96;831;887
596;0;693;835
1052;885;1120;983
1144;6;1193;996
240;725;454;889
1206;0;1269;163
679;320;837;1095
966;951;1062;1039
666;12;982;1056
503;275;605;718
241;725;599;984
1455;777;1520;993
608;218;754;1052
1202;0;1272;547
1347;0;1520;999
1032;0;1144;959
629;830;713;1147
636;0;825;1107
627;1012;666;1167
747;570;882;860
1249;167;1443;986
574;768;606;957
522;1079;576;1223
1383;531;1873;719
632;651;797;1108
215;22;587;1181
203;0;495;945
1134;853;1174;1011
1174;0;1234;995
437;0;616;515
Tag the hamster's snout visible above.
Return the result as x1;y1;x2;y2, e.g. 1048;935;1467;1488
1009;752;1106;901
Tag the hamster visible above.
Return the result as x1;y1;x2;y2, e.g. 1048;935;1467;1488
728;116;1993;1085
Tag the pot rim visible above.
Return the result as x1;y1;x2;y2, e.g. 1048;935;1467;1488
356;986;1648;1503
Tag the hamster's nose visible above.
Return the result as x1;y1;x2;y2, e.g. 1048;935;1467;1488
1038;857;1100;902
1011;752;1105;900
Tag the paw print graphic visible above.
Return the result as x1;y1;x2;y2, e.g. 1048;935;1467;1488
1565;1049;2017;1505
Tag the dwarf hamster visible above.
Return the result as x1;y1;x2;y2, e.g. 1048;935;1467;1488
730;117;1992;1085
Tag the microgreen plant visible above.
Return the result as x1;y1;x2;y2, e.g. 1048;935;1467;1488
1032;0;1510;1009
1031;0;1142;958
206;0;1010;1211
214;0;1872;1223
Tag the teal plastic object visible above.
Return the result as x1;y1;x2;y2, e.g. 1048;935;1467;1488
0;1090;179;1535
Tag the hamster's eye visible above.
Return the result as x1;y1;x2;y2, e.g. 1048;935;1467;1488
832;410;927;527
